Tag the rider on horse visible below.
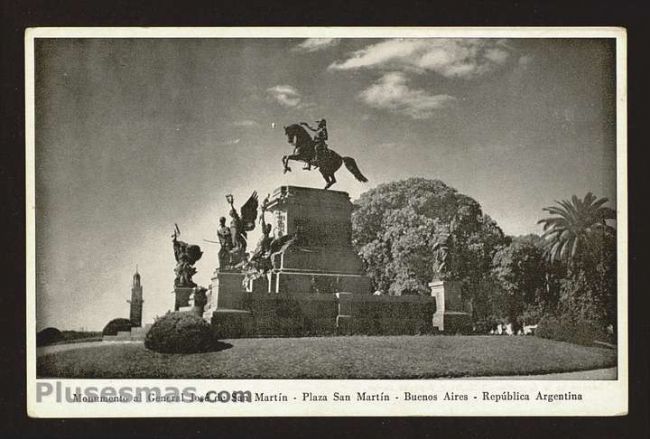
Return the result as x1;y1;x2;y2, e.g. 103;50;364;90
300;119;328;168
282;120;368;189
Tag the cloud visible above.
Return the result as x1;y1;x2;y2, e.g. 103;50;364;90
232;119;259;128
518;54;534;67
359;72;456;119
330;39;511;79
215;138;241;146
293;38;341;53
377;142;407;150
267;85;302;107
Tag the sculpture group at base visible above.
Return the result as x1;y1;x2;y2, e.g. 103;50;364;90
171;224;203;288
171;190;301;293
215;191;259;270
242;197;298;285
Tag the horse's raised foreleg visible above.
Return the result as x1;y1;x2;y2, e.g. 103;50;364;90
282;155;292;173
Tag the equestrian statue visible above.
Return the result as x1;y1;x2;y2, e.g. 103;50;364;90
282;118;368;189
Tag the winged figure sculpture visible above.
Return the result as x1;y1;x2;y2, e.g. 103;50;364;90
226;191;259;254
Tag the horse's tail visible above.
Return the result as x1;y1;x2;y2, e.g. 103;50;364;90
342;157;368;183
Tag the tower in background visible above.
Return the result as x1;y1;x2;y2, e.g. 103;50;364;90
128;267;143;327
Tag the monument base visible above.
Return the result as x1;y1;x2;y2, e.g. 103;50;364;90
428;280;473;333
209;291;437;338
173;287;194;311
204;185;444;337
102;323;152;342
268;270;372;295
208;271;247;309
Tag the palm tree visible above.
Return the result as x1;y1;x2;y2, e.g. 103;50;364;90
537;193;615;265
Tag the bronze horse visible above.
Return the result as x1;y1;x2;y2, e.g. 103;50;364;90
282;124;368;189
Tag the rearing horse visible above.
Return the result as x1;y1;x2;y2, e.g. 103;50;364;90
282;124;368;190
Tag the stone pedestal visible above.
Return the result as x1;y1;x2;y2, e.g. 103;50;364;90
268;271;371;295
336;292;353;317
173;287;194;311
130;324;152;340
192;288;208;317
210;271;247;309
264;186;371;295
208;186;371;312
428;280;472;332
248;273;270;293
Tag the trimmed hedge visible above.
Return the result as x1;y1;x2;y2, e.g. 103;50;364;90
212;310;256;339
102;318;132;336
536;315;613;347
234;293;436;337
145;311;214;354
442;313;474;335
37;327;64;346
345;317;433;336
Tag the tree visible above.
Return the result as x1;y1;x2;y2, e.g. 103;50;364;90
352;178;506;299
537;193;615;266
537;193;617;326
490;236;549;329
557;232;617;326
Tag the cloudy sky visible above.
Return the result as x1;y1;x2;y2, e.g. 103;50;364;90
34;37;617;330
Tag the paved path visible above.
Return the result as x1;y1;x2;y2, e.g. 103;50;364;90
458;367;617;380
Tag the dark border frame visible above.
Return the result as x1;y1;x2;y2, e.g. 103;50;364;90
2;1;648;438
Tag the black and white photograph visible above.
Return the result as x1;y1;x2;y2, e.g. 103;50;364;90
26;28;627;417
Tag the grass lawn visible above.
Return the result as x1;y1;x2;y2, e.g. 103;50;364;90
37;335;616;379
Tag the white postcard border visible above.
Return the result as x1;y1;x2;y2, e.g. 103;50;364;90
25;27;628;418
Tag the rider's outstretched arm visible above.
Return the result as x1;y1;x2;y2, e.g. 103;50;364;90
300;122;317;131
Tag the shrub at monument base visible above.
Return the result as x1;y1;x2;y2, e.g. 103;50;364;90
37;327;64;346
102;318;132;336
536;315;613;347
145;311;214;354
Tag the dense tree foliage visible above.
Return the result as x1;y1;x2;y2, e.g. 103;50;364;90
557;232;617;327
352;178;506;298
487;235;566;329
538;193;617;328
352;181;616;339
490;236;546;327
538;193;615;265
